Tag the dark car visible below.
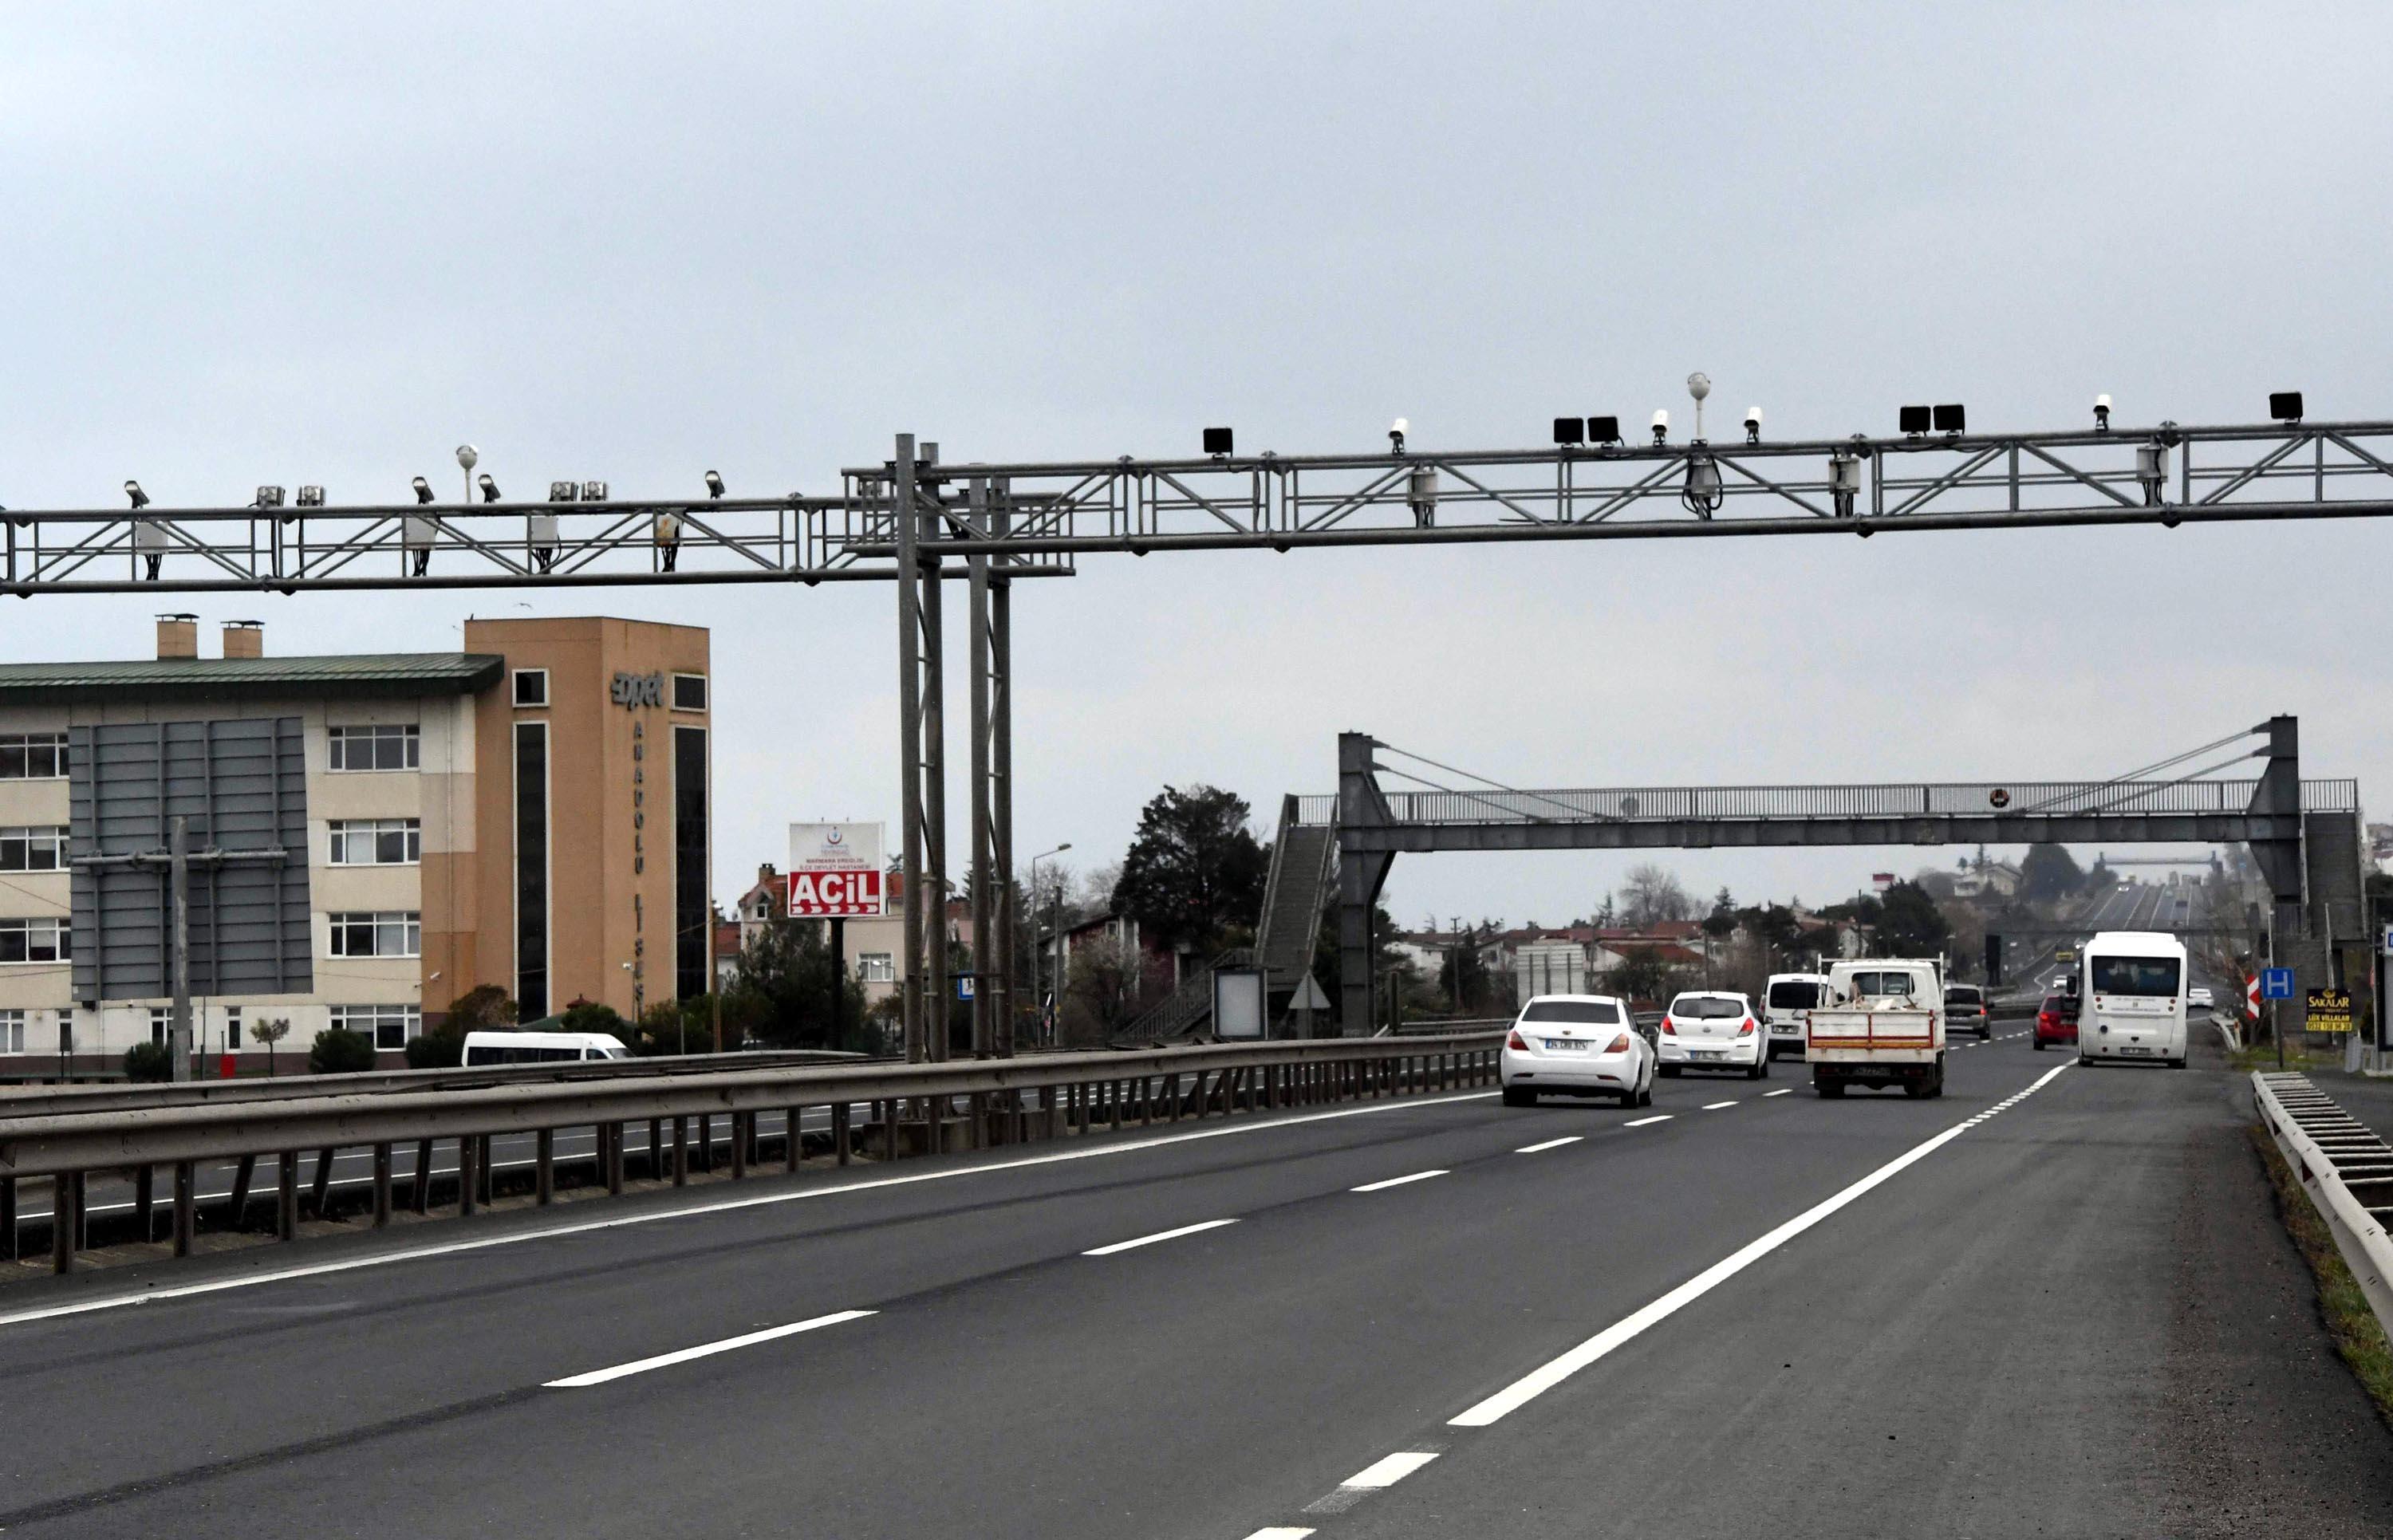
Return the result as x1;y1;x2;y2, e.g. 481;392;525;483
1945;983;1992;1040
2033;992;2080;1051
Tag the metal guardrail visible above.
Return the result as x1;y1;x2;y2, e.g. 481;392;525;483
0;1049;874;1121
2252;1073;2393;1340
0;1030;1503;1276
1295;778;2359;826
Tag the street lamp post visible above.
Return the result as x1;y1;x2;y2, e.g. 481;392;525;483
1028;843;1071;1045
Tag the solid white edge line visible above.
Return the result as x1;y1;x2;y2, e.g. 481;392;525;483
1350;1169;1448;1193
1448;1059;2074;1427
1622;1115;1672;1128
1342;1451;1439;1488
545;1308;874;1388
1082;1219;1238;1256
0;1088;1502;1330
1512;1136;1583;1154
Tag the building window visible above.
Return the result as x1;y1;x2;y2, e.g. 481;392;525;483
150;1006;168;1046
674;725;708;1001
672;673;708;712
225;1006;243;1050
328;911;420;958
0;733;69;780
328;723;419;771
0;1010;22;1054
0;826;69;871
0;916;67;963
512;669;549;707
331;1003;420;1050
858;953;895;983
329;817;421;865
514;721;549;1019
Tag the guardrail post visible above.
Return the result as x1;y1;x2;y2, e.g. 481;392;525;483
696;1113;714;1174
834;1101;852;1165
730;1114;748;1181
786;1107;803;1172
536;1128;556;1203
1109;1080;1125;1131
373;1144;394;1227
672;1116;689;1186
309;1148;335;1219
277;1151;298;1239
605;1123;626;1195
647;1117;664;1180
476;1135;495;1206
134;1164;155;1240
458;1136;479;1217
411;1140;433;1215
1;1174;14;1262
228;1153;257;1230
51;1172;80;1274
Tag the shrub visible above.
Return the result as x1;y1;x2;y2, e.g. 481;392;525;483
404;1031;463;1069
308;1026;378;1075
123;1040;173;1082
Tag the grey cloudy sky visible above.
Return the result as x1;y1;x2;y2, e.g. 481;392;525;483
5;3;2388;929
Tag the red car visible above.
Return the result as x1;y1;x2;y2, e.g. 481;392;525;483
2032;992;2079;1051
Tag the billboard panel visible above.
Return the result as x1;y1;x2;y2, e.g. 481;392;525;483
788;821;887;917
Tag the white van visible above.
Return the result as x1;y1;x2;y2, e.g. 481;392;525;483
2077;931;2187;1068
1761;972;1830;1061
460;1030;631;1066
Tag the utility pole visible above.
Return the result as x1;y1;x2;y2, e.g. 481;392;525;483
168;817;192;1081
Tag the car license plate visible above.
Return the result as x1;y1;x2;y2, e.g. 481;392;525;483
1693;1050;1723;1062
1545;1038;1588;1052
2121;1046;2152;1055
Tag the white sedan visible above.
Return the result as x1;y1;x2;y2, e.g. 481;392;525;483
1501;995;1654;1108
1656;991;1768;1080
2188;986;2215;1009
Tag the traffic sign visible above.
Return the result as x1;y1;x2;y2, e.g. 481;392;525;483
2382;923;2393;955
787;821;887;918
2245;974;2261;1021
2261;967;2295;1001
955;975;976;1001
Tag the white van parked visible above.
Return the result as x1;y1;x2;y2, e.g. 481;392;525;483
460;1030;631;1066
2077;931;2188;1068
1761;972;1830;1061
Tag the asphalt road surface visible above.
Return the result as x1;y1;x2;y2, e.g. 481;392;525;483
2;1026;2388;1538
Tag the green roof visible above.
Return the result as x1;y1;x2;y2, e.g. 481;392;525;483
0;652;504;704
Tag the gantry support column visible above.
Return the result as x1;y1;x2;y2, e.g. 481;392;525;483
895;435;952;1065
1336;731;1395;1038
967;475;1018;1060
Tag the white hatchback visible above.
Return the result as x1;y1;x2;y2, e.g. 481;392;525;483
1500;995;1654;1108
1656;991;1767;1079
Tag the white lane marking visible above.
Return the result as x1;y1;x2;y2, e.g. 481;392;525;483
1762;1089;1792;1098
1082;1219;1238;1256
545;1308;874;1388
1342;1451;1439;1488
1623;1115;1672;1128
0;1089;1502;1329
1242;1530;1315;1539
1351;1170;1448;1193
1449;1059;2074;1428
1701;1101;1737;1111
1513;1136;1583;1154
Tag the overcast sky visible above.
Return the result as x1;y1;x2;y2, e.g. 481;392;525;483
5;3;2387;931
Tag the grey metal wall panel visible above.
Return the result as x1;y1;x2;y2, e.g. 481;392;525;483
69;716;312;1001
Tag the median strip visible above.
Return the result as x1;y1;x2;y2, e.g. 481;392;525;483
546;1308;874;1388
1082;1219;1238;1256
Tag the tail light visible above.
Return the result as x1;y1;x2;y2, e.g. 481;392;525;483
1659;1018;1677;1035
1604;1033;1631;1054
1507;1030;1528;1051
1737;1018;1756;1036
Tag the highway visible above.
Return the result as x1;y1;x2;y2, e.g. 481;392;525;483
2;1018;2390;1536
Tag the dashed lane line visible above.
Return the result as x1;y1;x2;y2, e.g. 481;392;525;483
545;1308;874;1388
1350;1170;1448;1193
1701;1101;1738;1111
1513;1136;1583;1154
1622;1115;1673;1128
1082;1219;1239;1257
1762;1089;1792;1098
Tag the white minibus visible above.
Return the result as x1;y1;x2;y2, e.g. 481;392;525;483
461;1030;631;1066
2077;931;2187;1068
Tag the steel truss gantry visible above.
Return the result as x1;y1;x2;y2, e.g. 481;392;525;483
1312;720;2353;1034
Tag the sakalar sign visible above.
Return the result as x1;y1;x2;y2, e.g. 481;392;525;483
787;821;888;918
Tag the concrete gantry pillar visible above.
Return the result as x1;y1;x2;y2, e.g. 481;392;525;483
1336;732;1395;1038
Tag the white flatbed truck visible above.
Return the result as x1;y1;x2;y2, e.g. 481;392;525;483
1808;958;1946;1098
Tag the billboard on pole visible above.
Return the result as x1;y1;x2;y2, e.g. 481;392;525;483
788;821;887;917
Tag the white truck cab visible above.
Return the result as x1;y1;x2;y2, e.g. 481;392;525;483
1808;958;1946;1098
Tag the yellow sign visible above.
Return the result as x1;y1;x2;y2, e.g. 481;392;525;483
2307;987;2355;1034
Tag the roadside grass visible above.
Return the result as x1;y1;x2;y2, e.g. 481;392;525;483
2230;1042;2328;1074
2247;1124;2393;1429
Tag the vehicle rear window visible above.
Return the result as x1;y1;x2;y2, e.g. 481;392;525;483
2040;995;2079;1017
1520;1000;1622;1025
2091;956;2182;996
1669;996;1745;1019
1767;982;1822;1009
1846;971;1918;998
1946;987;1982;1005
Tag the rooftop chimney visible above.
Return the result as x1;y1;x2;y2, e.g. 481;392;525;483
222;620;263;659
156;613;198;660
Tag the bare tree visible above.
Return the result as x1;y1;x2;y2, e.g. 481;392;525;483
1619;864;1693;928
252;1015;292;1077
